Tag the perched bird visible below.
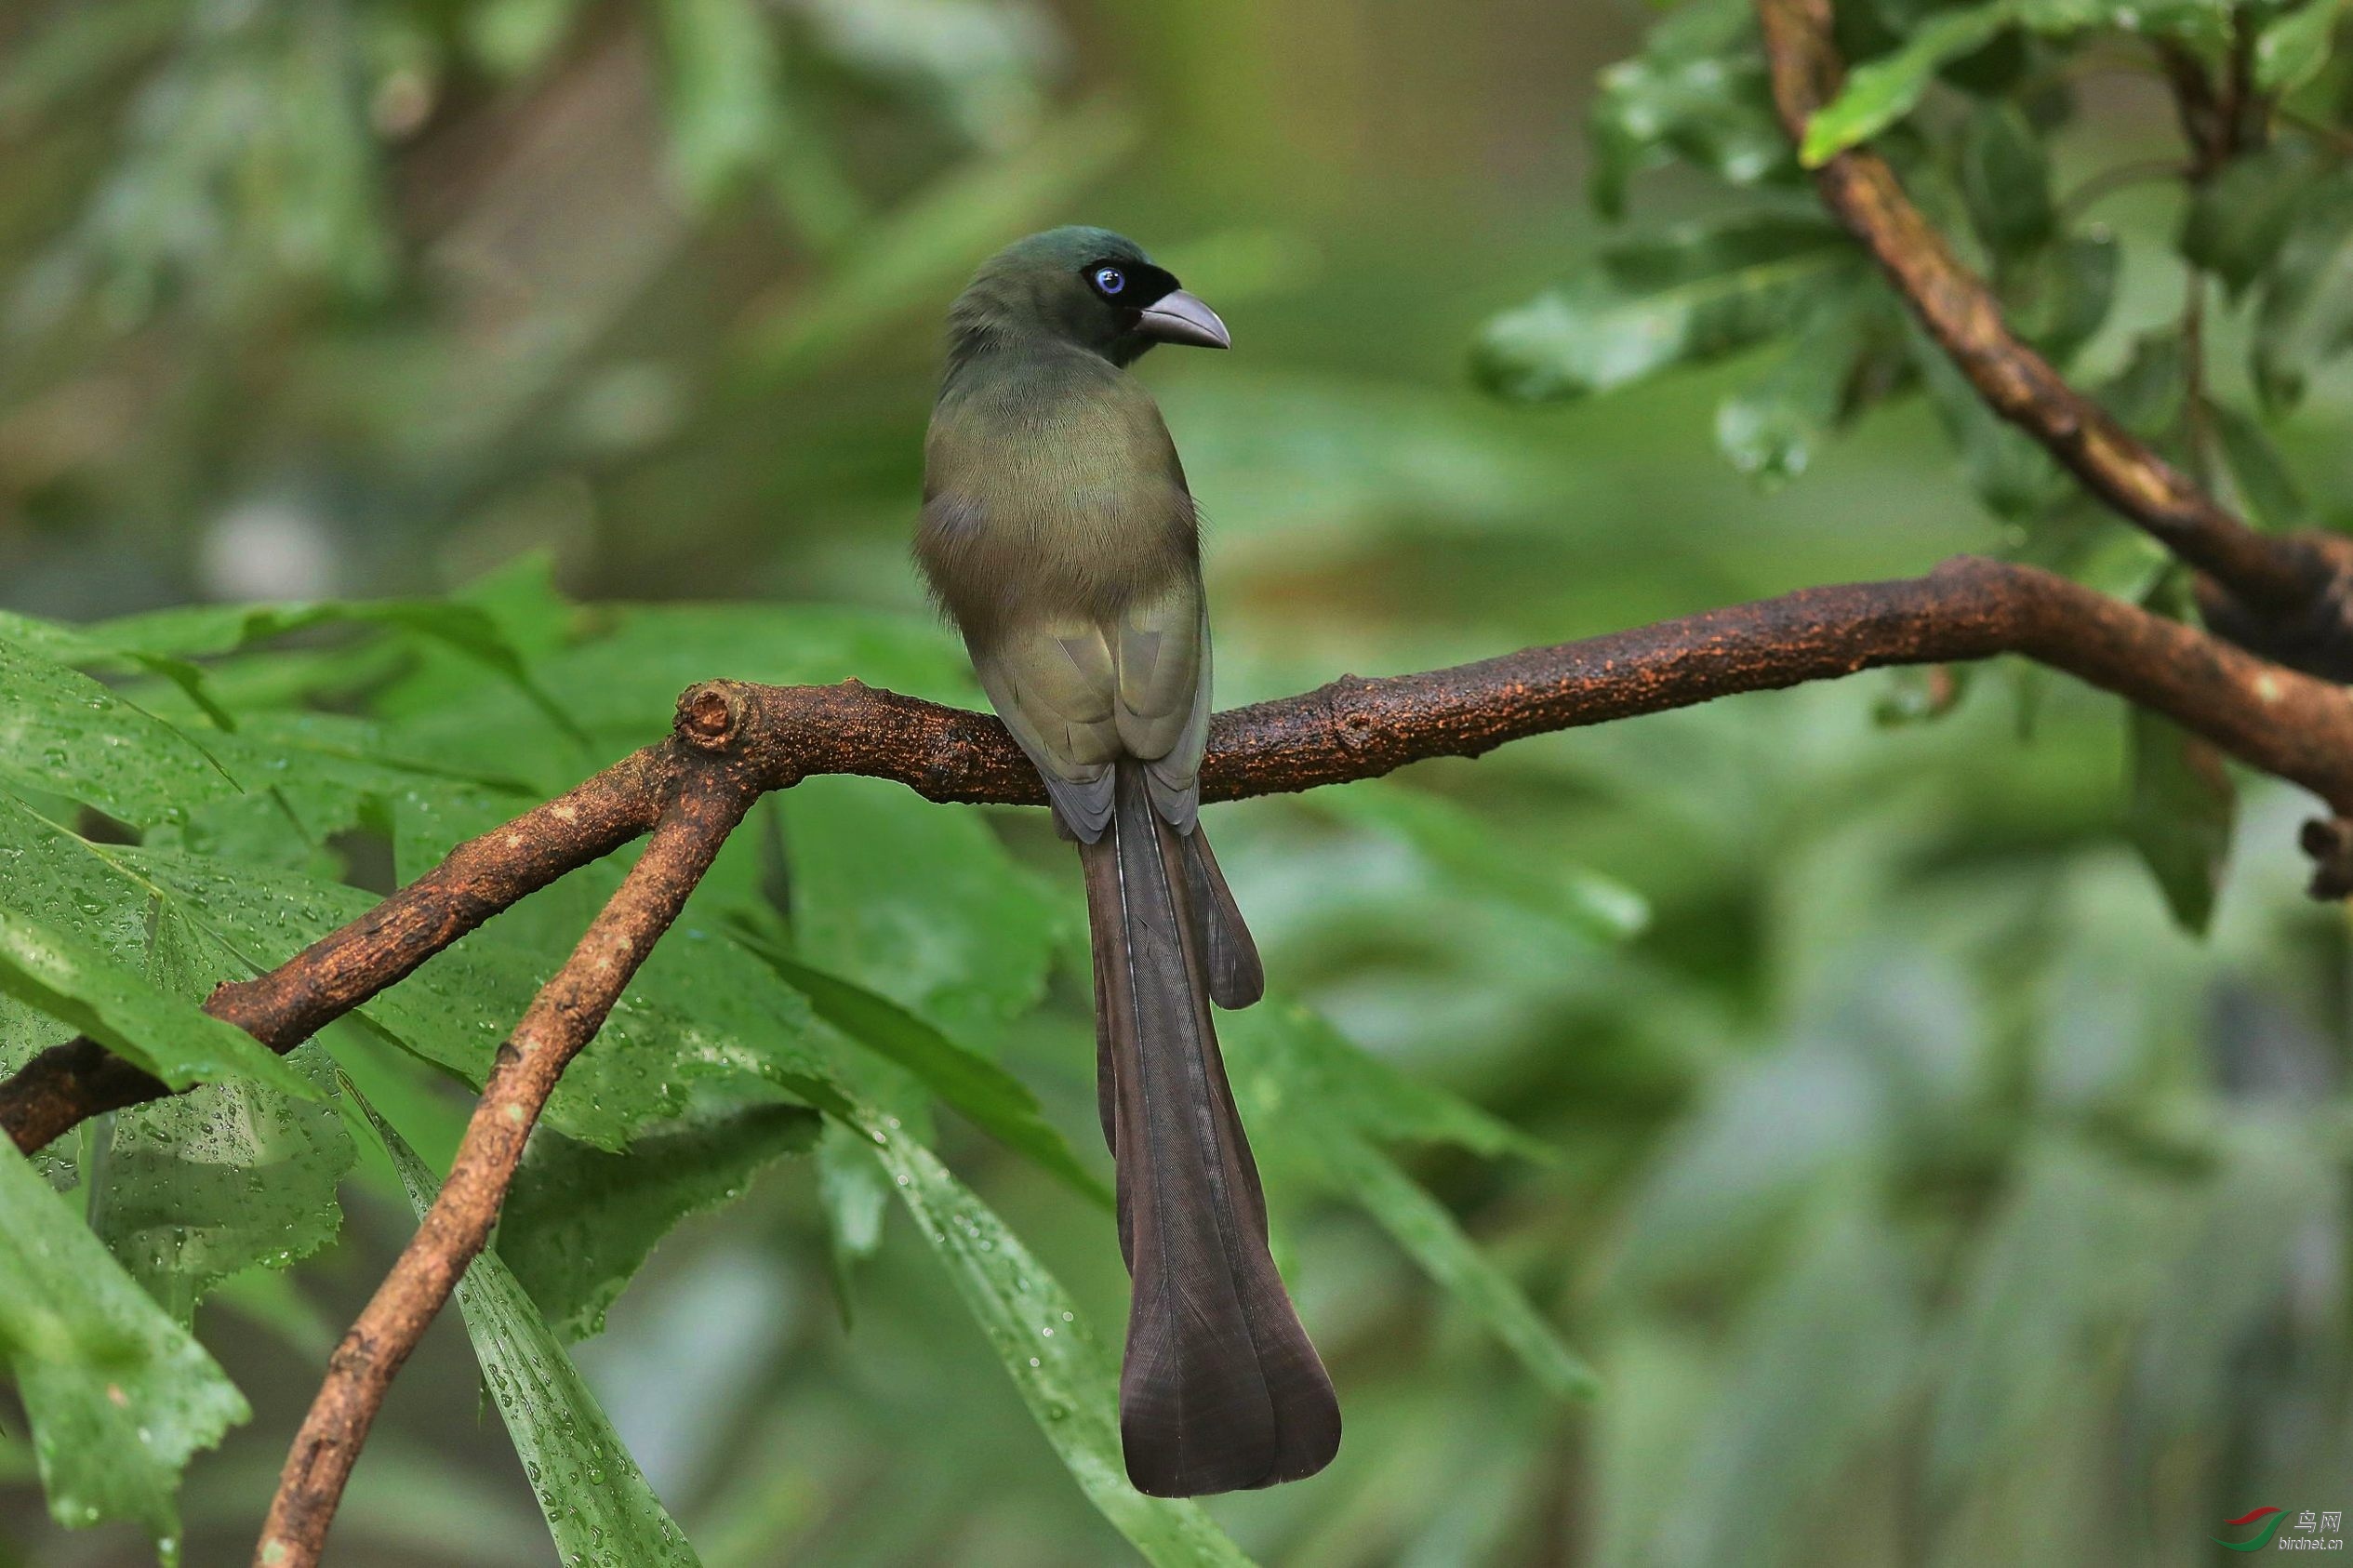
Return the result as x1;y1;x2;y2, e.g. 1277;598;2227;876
918;227;1341;1496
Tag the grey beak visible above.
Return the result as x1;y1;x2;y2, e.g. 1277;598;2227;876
1137;289;1230;350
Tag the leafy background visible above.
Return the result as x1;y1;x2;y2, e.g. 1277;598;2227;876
2;0;2352;1563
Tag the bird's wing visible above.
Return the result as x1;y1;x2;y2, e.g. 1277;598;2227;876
971;616;1123;839
1113;578;1210;832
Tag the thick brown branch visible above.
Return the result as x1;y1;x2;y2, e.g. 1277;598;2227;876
253;774;751;1568
1752;0;2335;626
7;556;2353;1163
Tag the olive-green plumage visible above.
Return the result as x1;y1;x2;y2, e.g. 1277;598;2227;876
919;227;1341;1497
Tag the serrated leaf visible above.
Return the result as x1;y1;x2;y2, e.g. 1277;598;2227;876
2179;138;2326;297
2253;172;2353;411
0;639;240;830
779;776;1065;1035
1473;215;1857;403
0;1133;247;1552
2209;401;2305;529
90;598;584;749
360;1096;702;1567
1801;4;2015;166
1960;101;2054;259
865;1123;1258;1567
87;1056;352;1322
501;1105;819;1341
2256;0;2347;92
733;931;1110;1207
0;899;318;1101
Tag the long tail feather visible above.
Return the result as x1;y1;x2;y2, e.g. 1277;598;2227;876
1080;763;1340;1497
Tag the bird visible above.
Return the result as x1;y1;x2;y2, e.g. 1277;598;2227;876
917;227;1342;1497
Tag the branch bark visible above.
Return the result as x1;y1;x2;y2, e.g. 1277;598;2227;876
1751;0;2347;638
9;555;2353;1163
253;773;752;1568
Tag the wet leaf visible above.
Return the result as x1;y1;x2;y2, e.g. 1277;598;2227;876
362;1096;702;1566
1801;4;2014;166
0;638;240;830
1474;215;1858;403
502;1105;821;1341
866;1121;1258;1566
0;1133;247;1554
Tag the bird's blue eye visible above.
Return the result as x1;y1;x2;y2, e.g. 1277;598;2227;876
1093;265;1125;296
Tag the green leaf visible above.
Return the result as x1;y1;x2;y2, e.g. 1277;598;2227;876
1310;780;1647;944
1473;215;1857;403
1715;286;1881;485
2100;331;2189;437
734;932;1110;1207
2006;233;2118;364
865;1122;1258;1567
501;1105;820;1340
0;899;318;1101
2209;401;2305;529
1221;1003;1589;1397
0;1133;248;1552
2255;0;2347;92
1589;0;1790;217
1925;1139;2174;1491
0;637;240;830
360;1096;702;1567
87;1060;352;1322
2179;139;2326;297
91;598;585;749
2253;172;2353;412
1306;1130;1596;1400
1801;4;2015;166
779;777;1066;1034
1959;101;2054;259
652;0;781;206
1911;325;2066;517
816;1118;892;1325
1226;1001;1554;1164
2124;575;2235;935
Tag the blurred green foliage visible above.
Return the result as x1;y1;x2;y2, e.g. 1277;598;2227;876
1;0;2351;1564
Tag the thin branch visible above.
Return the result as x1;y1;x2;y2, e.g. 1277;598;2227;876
252;773;753;1568
9;555;2353;1162
1751;0;2334;626
0;754;668;1151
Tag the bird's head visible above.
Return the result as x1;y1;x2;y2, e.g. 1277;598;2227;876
950;226;1230;366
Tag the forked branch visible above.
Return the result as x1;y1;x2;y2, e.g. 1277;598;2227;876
0;556;2343;1566
1751;0;2353;658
